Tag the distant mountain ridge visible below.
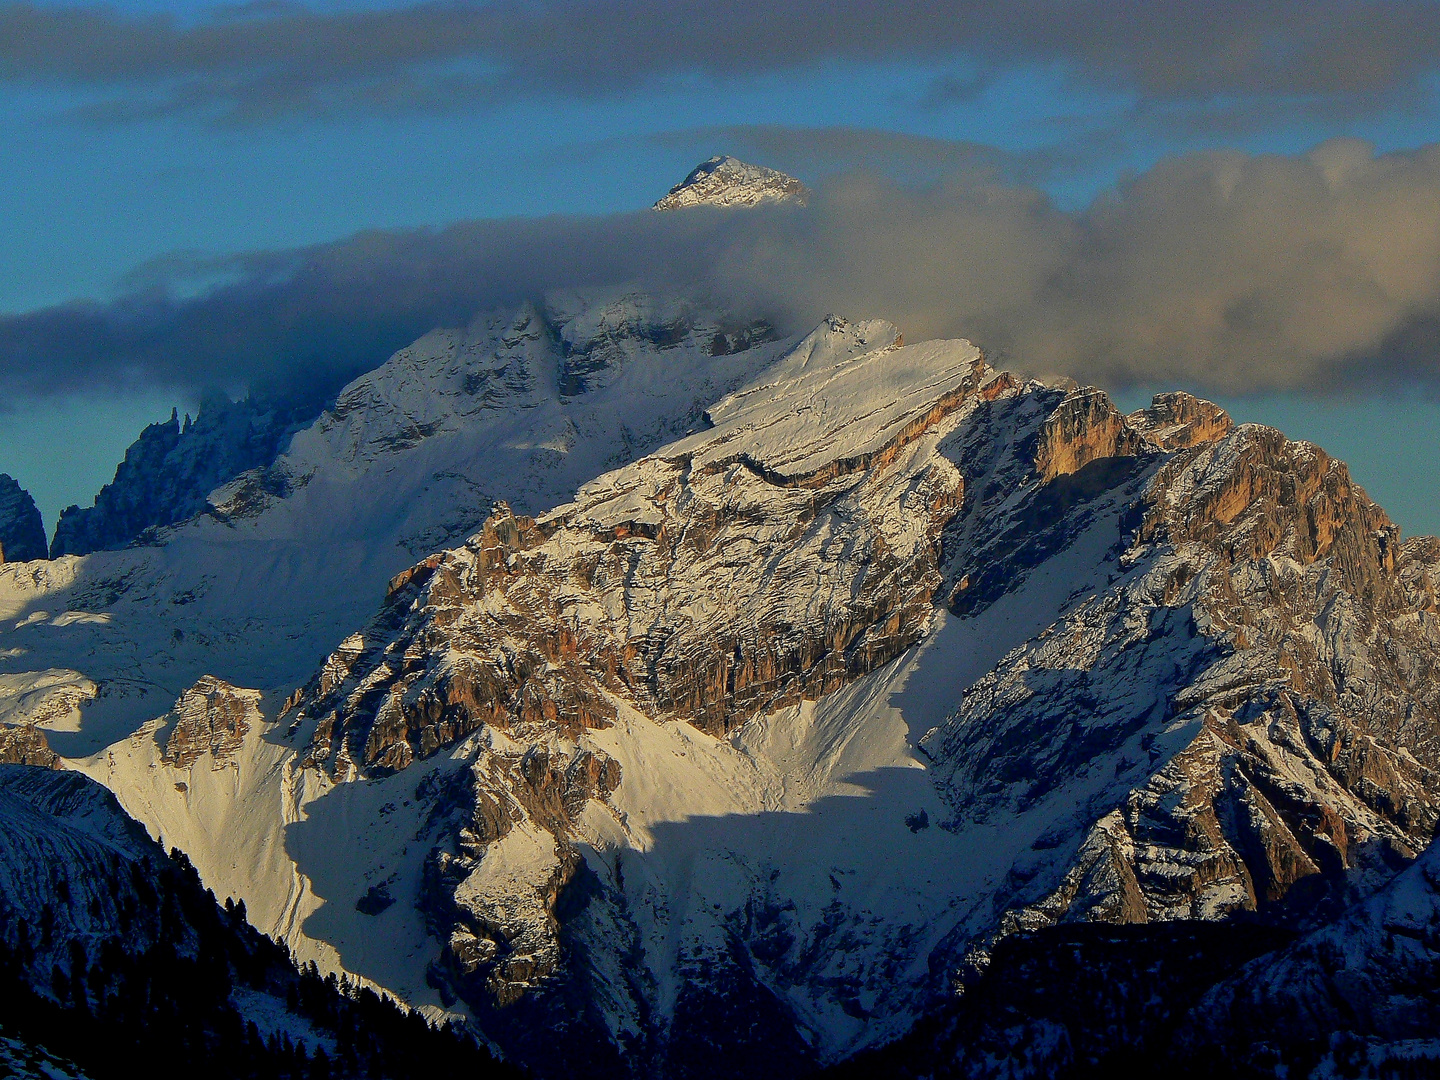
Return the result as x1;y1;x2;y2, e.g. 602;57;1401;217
25;156;807;563
49;394;324;558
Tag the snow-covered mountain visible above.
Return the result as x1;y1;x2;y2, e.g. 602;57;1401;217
2;159;1439;1078
653;155;808;210
0;290;795;753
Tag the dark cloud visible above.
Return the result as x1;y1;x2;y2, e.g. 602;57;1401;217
678;125;1130;187
5;138;1440;402
625;126;1032;188
0;210;733;401
3;1;1440;123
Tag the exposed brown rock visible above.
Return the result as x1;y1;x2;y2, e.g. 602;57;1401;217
267;356;1440;1041
423;740;622;1007
1141;427;1400;604
292;358;977;779
1033;388;1145;481
1128;392;1233;451
0;724;58;767
160;676;259;769
278;342;991;1027
930;416;1440;959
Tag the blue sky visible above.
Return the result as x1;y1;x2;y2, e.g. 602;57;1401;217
4;0;1440;536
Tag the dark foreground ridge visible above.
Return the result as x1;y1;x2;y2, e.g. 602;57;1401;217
824;841;1440;1079
0;764;522;1080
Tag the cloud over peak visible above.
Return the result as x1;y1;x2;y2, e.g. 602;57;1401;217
5;136;1440;405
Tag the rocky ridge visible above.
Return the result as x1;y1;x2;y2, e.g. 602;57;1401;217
0;288;799;765
289;320;969;776
277;322;983;1036
160;677;259;769
262;337;1440;1075
923;404;1440;969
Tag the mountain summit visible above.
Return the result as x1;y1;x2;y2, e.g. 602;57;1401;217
653;154;809;210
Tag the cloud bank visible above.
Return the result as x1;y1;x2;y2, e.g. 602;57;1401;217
4;137;1440;403
3;1;1439;122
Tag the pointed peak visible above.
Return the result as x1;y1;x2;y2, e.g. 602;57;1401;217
653;155;809;211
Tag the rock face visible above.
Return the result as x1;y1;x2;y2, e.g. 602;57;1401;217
274;356;1440;1076
292;324;978;776
279;325;989;1053
0;475;46;564
1127;391;1234;451
0;725;57;768
924;402;1440;963
1031;387;1144;481
653;155;809;211
49;395;315;558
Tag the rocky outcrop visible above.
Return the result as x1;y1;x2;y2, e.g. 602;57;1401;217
289;330;986;779
1032;388;1145;481
159;676;258;769
50;395;315;557
269;329;995;1064
0;475;46;563
0;725;57;767
1127;392;1233;451
653;155;809;211
424;741;623;1007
